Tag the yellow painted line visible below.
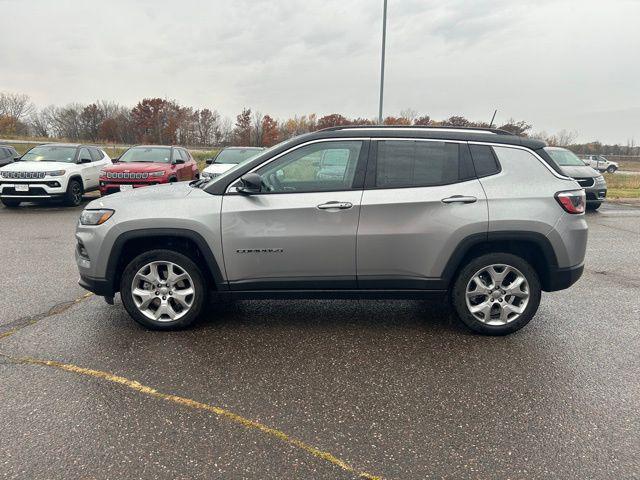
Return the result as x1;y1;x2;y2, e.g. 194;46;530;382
0;293;93;340
5;354;382;480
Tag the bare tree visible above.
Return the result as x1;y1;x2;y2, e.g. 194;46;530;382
252;110;264;146
400;108;418;123
0;92;35;120
30;105;57;137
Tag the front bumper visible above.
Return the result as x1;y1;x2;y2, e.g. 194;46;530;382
79;274;114;297
0;180;66;199
585;186;606;203
99;179;162;195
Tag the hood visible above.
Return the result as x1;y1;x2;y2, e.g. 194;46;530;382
203;163;235;175
0;161;72;172
559;165;600;178
87;181;194;209
103;162;171;173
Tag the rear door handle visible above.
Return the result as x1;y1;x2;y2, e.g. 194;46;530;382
441;195;477;204
317;201;353;210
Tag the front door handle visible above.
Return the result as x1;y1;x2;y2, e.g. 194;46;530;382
441;195;477;204
317;201;353;210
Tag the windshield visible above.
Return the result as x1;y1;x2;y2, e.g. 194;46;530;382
545;148;586;166
214;148;263;165
119;147;172;163
21;146;77;163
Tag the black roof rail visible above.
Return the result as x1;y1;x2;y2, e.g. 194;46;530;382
318;125;515;135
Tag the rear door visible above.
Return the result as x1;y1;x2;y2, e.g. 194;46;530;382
356;139;488;288
221;139;369;289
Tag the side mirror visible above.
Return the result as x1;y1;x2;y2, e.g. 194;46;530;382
206;158;214;164
112;156;119;163
13;156;21;161
237;173;262;194
173;158;185;165
80;157;92;164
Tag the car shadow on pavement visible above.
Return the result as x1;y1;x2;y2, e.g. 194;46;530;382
191;297;471;336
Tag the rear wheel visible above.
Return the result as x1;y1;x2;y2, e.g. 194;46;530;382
64;179;83;206
452;253;541;335
1;198;21;208
120;249;207;330
606;165;617;173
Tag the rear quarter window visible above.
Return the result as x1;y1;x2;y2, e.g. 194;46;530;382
469;144;501;177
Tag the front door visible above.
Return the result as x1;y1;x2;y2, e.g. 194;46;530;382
221;140;368;290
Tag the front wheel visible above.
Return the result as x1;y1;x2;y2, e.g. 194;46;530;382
120;249;207;330
64;179;83;206
452;253;541;335
1;198;21;208
606;166;617;173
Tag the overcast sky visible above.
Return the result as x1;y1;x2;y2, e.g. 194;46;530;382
1;0;639;143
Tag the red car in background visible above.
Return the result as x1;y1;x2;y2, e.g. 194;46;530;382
99;145;199;195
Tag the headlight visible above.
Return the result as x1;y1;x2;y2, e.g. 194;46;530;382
80;209;114;226
47;170;66;177
149;171;166;177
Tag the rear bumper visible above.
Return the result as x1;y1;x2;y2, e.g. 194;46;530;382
544;263;584;292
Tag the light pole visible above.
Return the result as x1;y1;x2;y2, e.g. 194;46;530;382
378;0;387;124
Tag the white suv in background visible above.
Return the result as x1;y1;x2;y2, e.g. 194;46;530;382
201;147;264;180
0;143;111;208
581;154;619;173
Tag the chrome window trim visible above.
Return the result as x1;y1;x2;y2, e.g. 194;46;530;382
224;137;572;193
225;137;369;193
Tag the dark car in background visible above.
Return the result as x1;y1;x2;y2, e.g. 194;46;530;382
0;145;19;167
545;146;606;210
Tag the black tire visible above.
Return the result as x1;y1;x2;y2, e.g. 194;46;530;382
452;252;541;336
587;202;602;211
120;249;207;330
64;179;83;206
1;198;21;208
606;166;616;173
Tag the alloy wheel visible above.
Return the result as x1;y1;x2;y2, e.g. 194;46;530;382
465;264;530;325
71;183;82;204
131;261;195;322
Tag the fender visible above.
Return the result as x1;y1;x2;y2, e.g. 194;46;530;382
105;228;227;293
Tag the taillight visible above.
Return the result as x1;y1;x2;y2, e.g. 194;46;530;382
555;190;586;214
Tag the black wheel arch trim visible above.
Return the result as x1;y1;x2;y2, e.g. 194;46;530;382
105;228;227;295
67;175;84;190
441;230;560;291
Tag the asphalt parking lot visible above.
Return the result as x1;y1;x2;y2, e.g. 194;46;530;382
1;197;638;480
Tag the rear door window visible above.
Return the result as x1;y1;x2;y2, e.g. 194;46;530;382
374;140;460;188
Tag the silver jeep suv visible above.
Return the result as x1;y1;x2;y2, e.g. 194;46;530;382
76;127;587;335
